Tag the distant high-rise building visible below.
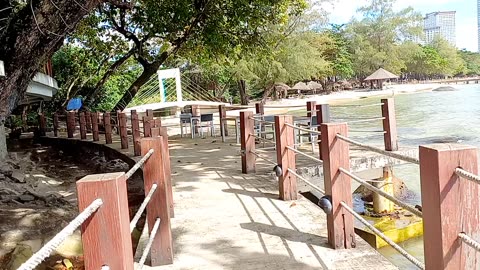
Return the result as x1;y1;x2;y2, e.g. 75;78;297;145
478;0;480;51
424;11;456;46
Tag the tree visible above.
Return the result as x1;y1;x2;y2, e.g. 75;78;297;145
81;0;309;111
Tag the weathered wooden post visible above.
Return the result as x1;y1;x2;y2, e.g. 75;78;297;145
160;127;174;217
143;116;152;138
131;110;141;156
321;123;355;249
274;115;297;201
219;105;228;138
419;144;480;270
77;172;134;270
255;103;265;115
91;112;100;142
381;98;398;151
67;111;75;138
316;104;330;160
191;105;200;135
154;118;161;128
39;113;46;136
85;111;92;133
141;137;174;266
118;111;128;149
307;101;317;118
104;112;113;144
240;111;256;174
53;113;59;137
79;112;87;140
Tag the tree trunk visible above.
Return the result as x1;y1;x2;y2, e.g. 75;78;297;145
112;51;169;111
86;48;135;106
113;63;160;112
238;80;248;105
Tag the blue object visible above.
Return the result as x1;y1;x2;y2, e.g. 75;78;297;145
67;98;83;111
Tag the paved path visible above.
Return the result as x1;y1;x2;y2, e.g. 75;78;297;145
142;137;397;269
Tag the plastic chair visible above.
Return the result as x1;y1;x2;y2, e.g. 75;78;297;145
180;113;194;138
199;114;215;137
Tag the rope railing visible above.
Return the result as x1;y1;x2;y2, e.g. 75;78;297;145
332;103;384;108
287;169;325;194
339;168;423;217
250;151;278;166
130;184;158;233
284;123;321;135
18;199;103;270
340;201;425;270
455;168;480;185
336;134;420;164
125;149;155;179
458;233;480;252
286;146;323;163
249;134;276;144
137;218;161;270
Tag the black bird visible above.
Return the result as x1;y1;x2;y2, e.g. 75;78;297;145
273;165;282;177
319;196;333;215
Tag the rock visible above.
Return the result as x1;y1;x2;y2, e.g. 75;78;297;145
18;195;35;202
55;232;83;257
433;86;457;92
0;163;13;176
10;171;26;183
5;244;46;270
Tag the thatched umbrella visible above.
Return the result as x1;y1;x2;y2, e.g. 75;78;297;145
364;68;398;89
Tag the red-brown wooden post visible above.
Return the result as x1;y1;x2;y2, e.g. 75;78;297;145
85;111;92;133
39;113;46;136
218;105;228;137
118;111;128;149
141;137;174;266
419;144;480;270
191;105;200;134
77;172;134;270
307;101;317;118
67;111;75;138
274;115;297;201
91;112;100;142
321;123;355;249
131;110;141;156
160;127;174;217
53;113;59;137
316;104;331;160
240;111;256;174
154;118;162;128
146;109;154;120
79;112;87;140
255;103;265;115
381;98;398;151
143;116;152;138
104;112;113;144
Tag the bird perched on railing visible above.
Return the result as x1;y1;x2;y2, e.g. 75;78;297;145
273;165;282;177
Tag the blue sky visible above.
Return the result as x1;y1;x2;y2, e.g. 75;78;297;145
323;0;478;51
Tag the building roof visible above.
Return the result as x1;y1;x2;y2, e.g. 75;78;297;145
364;68;399;81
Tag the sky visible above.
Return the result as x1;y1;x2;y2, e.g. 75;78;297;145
323;0;478;51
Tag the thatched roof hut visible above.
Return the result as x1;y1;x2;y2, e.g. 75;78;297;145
364;68;398;89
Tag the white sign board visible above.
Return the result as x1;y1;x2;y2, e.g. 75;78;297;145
0;60;5;77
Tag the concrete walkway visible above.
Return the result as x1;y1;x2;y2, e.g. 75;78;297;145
143;136;397;269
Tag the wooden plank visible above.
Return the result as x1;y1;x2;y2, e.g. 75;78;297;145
104;112;113;144
91;112;100;142
53;113;59;137
381;98;398;151
320;123;355;249
143;116;152;138
255;103;265;115
154;118;162;128
219;105;229;137
274;115;297;201
191;105;200;134
240;111;256;174
118;111;128;149
307;101;317;118
131;110;141;156
79;112;87;140
316;104;330;160
76;172;134;270
141;138;174;266
160;127;174;218
419;144;480;270
85;111;92;133
39;113;46;136
67;111;75;138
